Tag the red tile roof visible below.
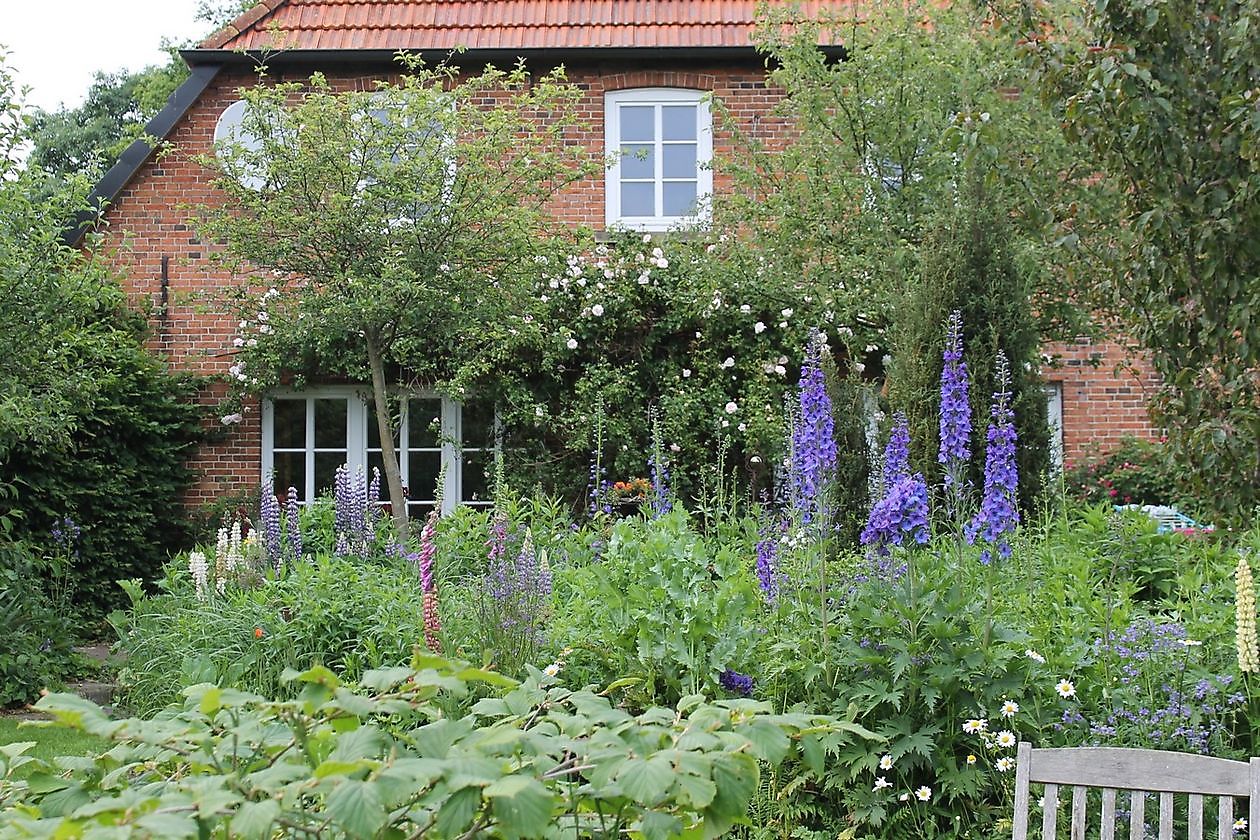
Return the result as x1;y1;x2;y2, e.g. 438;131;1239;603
201;0;850;52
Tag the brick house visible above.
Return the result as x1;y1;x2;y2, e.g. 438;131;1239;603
76;0;1160;512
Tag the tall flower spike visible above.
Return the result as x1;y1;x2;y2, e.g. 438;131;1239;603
285;487;303;563
938;311;971;505
418;509;442;654
882;412;911;492
1236;552;1258;673
755;515;782;603
965;352;1019;563
260;480;282;571
791;329;837;523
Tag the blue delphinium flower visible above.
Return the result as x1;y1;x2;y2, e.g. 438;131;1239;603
260;480;283;570
860;472;931;556
938;310;971;514
648;452;672;518
719;668;754;697
882;412;911;493
791;330;837;523
755;516;781;603
966;352;1019;563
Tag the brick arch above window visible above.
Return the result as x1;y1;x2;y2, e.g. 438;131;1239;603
602;72;718;93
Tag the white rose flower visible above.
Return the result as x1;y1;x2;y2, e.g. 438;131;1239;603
566;338;578;350
754;322;766;334
591;304;604;317
725;401;738;414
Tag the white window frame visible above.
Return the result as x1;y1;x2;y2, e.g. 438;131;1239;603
605;88;713;231
261;387;496;514
1044;382;1064;474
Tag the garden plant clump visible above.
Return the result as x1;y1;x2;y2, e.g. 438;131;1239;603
6;316;1260;839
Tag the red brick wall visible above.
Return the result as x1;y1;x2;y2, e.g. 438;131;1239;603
1042;337;1163;469
93;56;1160;506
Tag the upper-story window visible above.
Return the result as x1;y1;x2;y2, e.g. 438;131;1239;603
605;88;713;231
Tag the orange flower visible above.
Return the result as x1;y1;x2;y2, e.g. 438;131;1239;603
254;627;264;639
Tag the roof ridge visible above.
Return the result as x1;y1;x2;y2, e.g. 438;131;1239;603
201;0;292;49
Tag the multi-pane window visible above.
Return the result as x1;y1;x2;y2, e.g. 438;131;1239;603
262;388;495;515
605;88;712;230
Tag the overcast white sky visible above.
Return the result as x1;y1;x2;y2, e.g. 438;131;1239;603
3;0;208;112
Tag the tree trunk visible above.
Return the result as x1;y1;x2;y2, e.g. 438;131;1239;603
365;330;409;541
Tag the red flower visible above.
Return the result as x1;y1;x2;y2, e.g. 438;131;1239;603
254;627;264;639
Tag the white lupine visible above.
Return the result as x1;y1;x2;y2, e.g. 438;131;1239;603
188;551;209;600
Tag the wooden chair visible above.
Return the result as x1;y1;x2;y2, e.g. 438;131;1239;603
1013;741;1260;839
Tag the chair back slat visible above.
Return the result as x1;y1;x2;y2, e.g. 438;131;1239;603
1219;795;1233;840
1013;742;1032;840
1250;758;1260;840
1129;790;1144;840
1100;787;1117;840
1188;792;1204;840
1157;791;1173;839
1029;748;1250;796
1069;786;1086;840
1043;783;1059;839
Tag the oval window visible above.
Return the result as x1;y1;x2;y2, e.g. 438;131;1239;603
213;100;266;190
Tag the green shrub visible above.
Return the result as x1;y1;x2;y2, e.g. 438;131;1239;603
0;541;79;706
1064;437;1207;516
4;310;205;624
1;657;866;839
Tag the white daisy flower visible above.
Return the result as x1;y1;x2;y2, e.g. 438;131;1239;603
1055;679;1076;699
996;757;1014;773
915;787;931;802
995;731;1016;749
1000;700;1019;718
879;754;894;770
1025;649;1046;663
873;777;891;792
962;719;987;734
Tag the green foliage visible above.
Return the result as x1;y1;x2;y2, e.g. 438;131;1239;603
0;542;78;706
1019;0;1260;524
888;193;1051;512
0;657;854;839
25;58;188;187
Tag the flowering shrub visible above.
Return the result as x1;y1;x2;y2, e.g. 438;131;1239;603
1065;436;1202;512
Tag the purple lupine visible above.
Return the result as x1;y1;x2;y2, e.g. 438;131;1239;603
881;412;911;492
260;480;283;569
285;486;303;563
966;352;1019;563
938;310;972;506
334;464;376;558
719;669;754;697
791;330;837;523
861;472;931;555
754;515;781;603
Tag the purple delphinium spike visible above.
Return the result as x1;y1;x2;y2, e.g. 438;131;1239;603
285;487;303;563
791;330;837;523
260;480;283;570
938;310;972;515
861;472;931;556
648;452;672;518
755;514;781;603
719;669;754;697
965;351;1020;563
881;412;911;493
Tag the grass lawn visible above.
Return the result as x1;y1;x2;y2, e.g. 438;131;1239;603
0;717;107;779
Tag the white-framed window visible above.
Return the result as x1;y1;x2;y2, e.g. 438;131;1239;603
261;387;497;516
605;88;712;231
1044;382;1064;473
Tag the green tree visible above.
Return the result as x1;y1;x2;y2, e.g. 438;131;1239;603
199;61;599;537
1017;0;1260;523
26;58;187;185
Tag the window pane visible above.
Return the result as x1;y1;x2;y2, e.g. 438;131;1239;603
366;403;400;449
367;450;385;481
662;144;697;179
620;182;655;217
273;399;305;448
314;399;347;448
461;451;492;503
408;398;442;448
273;452;305;495
619;144;654;179
461;400;496;450
314;452;347;497
662;105;697;141
663;181;698;217
408;501;436;519
408;450;442;502
620;105;654;142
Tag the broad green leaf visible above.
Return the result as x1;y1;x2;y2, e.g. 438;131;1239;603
326;779;388;838
231;800;281;840
616;756;675;805
433;785;481;836
675;771;717;809
484;775;554;838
